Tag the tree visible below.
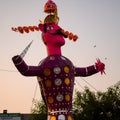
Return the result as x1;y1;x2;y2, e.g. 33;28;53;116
73;81;120;120
73;87;101;120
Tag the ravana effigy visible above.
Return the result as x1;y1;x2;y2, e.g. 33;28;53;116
12;0;105;120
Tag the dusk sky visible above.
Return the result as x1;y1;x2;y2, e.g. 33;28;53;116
0;0;120;113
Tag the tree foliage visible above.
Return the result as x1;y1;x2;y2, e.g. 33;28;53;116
73;81;120;120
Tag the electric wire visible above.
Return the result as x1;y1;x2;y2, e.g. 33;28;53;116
75;79;85;91
0;69;17;72
80;77;98;92
0;68;98;91
31;81;38;110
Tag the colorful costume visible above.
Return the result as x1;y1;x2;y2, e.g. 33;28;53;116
12;0;105;120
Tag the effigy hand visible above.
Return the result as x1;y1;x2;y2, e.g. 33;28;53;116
95;58;105;75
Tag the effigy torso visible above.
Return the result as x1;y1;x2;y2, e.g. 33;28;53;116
38;55;75;120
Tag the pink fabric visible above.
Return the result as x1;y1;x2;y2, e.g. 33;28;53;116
95;58;105;74
39;23;65;55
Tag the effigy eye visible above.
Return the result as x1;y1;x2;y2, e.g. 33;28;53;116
47;26;54;30
50;26;54;30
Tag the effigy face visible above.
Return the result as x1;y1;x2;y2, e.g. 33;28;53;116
37;55;75;120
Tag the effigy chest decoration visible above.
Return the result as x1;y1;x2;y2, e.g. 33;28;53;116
38;55;74;120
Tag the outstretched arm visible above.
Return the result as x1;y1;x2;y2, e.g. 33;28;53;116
75;65;98;77
12;55;41;76
75;59;105;77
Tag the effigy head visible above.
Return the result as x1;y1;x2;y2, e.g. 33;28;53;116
39;22;65;49
38;0;78;51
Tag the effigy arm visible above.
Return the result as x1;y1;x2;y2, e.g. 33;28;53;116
12;55;41;76
74;65;98;77
75;59;105;77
